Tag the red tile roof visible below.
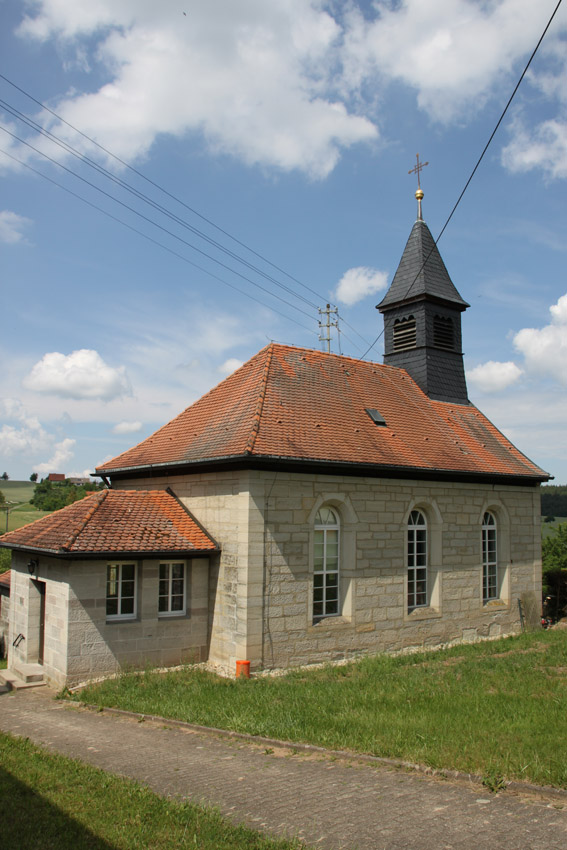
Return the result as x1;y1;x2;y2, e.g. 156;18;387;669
0;570;10;590
0;490;218;556
97;344;548;481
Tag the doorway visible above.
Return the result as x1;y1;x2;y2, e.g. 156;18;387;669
31;579;46;665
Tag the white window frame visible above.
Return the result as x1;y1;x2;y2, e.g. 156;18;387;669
106;562;137;621
482;512;498;602
158;561;187;617
407;509;427;611
313;507;340;621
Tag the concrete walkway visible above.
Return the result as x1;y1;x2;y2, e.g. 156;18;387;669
1;686;566;850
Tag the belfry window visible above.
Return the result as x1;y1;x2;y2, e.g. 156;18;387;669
433;315;454;350
393;316;416;351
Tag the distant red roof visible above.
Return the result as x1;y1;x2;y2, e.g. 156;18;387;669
0;570;10;590
97;344;548;482
0;490;218;556
48;473;65;482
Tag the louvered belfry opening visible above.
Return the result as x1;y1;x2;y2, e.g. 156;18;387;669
433;315;454;351
393;316;417;351
377;217;470;405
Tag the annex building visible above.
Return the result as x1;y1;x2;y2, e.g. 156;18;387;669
1;203;548;688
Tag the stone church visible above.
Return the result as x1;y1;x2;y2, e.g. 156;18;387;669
1;199;548;688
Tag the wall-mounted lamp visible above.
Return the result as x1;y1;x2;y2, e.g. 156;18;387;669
27;559;38;576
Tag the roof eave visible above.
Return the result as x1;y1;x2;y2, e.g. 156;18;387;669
0;540;218;558
98;452;549;486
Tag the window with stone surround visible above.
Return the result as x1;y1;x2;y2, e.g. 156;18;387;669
106;562;137;620
482;512;498;601
313;507;340;621
407;510;427;611
158;561;187;616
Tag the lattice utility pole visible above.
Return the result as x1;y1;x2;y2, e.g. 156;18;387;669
318;303;339;353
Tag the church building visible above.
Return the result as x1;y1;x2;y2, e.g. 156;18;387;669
1;191;548;688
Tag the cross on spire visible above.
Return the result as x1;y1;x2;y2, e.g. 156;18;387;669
408;153;429;220
408;153;429;189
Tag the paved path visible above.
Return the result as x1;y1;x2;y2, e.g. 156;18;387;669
1;686;566;850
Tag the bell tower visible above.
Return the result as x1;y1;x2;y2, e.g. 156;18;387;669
377;157;470;405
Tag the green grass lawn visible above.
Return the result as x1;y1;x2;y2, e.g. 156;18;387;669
74;631;567;790
0;733;305;850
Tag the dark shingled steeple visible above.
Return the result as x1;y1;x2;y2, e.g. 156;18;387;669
377;215;470;405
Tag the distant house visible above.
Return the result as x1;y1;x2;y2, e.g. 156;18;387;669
47;473;65;482
0;203;548;688
68;477;92;486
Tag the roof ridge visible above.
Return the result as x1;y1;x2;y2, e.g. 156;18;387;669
60;489;109;552
245;343;275;455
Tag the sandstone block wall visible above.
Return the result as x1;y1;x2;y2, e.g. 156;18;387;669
8;551;209;688
259;472;541;669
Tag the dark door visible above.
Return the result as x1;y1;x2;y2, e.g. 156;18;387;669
33;580;46;665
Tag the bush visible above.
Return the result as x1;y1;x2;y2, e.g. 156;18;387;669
0;548;11;574
542;522;567;620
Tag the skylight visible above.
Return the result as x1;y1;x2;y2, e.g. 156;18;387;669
366;408;387;427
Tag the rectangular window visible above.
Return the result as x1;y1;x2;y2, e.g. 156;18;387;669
106;563;137;620
158;562;187;616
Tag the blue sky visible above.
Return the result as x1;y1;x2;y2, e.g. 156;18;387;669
1;0;566;485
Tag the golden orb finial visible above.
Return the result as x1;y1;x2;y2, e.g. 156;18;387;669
409;154;428;220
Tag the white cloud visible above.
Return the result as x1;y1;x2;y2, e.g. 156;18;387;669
334;266;388;306
502;118;567;180
5;1;566;183
467;360;523;393
13;0;377;180
112;420;143;434
34;438;76;475
218;358;244;376
340;0;565;123
23;349;131;400
0;210;32;244
513;294;567;384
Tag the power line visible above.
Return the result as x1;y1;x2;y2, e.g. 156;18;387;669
0;75;380;353
0;122;319;323
357;0;564;361
0;72;331;307
0;96;319;311
0;145;317;335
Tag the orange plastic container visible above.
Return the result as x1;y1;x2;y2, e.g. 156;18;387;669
235;660;250;678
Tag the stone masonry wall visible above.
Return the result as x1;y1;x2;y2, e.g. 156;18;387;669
114;469;541;674
8;552;70;687
7;551;209;688
114;471;264;673
259;471;541;670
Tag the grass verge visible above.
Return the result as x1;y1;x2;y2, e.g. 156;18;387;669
74;631;567;789
0;732;306;850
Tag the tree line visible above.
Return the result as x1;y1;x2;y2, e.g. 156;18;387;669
30;478;104;512
541;484;567;518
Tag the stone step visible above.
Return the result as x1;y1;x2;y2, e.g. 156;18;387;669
4;662;46;687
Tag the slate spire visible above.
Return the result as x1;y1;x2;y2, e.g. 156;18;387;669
377;187;470;405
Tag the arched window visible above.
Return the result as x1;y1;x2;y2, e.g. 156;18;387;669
313;507;340;620
482;512;498;601
407;510;427;610
393;316;416;351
